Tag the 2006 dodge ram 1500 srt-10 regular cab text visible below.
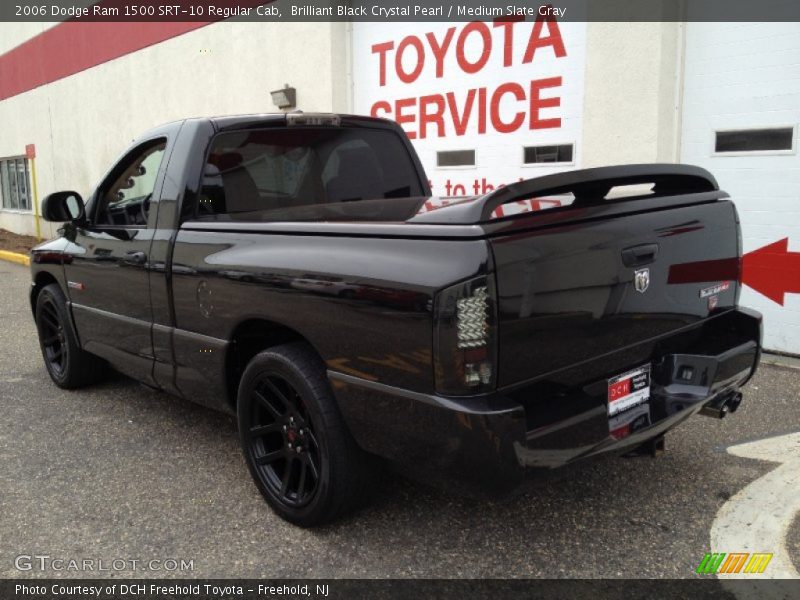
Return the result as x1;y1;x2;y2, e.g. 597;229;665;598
31;113;762;526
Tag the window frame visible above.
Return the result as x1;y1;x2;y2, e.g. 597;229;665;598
0;156;33;213
520;142;576;168
89;137;169;229
711;125;797;157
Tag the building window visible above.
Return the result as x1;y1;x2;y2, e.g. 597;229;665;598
714;127;794;154
0;157;32;211
523;144;574;164
437;150;475;167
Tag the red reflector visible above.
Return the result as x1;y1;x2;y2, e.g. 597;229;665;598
667;257;740;285
462;347;488;362
610;423;631;440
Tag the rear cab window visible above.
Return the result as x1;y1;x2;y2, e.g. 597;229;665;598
196;127;427;222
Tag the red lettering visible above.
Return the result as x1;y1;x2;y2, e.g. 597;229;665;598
395;97;417;139
395;36;425;84
524;11;567;63
452;184;467;196
477;88;487;134
370;79;563;139
609;379;631;401
371;41;394;86
419;94;446;138
370;100;392;118
425;28;455;78
530;77;562;129
447;89;475;136
492;15;524;67
456;22;492;74
490;82;526;134
471;178;496;195
374;17;569;87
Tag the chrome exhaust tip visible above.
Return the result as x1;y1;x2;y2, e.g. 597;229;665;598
727;392;743;414
699;392;742;419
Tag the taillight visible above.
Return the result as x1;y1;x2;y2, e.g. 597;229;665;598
433;275;497;395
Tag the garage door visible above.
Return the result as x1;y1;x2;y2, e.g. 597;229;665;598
681;22;800;354
352;18;586;200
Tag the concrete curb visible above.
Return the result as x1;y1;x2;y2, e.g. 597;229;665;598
0;250;30;266
761;352;800;370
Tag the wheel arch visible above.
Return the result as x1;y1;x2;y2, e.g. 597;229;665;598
225;318;322;410
30;271;60;315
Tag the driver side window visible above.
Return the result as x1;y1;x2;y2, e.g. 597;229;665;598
95;140;166;227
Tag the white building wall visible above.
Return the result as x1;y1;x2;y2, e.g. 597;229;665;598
581;21;682;167
680;21;800;354
0;23;52;54
0;21;347;238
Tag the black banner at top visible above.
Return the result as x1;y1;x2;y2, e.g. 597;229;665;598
2;0;800;22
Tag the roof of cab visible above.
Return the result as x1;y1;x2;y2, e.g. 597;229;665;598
207;112;399;132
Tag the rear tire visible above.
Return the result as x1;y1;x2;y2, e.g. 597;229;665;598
237;342;368;526
35;283;106;389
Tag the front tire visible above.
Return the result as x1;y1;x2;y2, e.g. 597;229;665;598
237;342;368;526
35;283;105;389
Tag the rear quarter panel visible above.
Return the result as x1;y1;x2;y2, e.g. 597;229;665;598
169;229;491;408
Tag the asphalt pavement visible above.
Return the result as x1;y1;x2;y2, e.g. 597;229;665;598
1;261;798;579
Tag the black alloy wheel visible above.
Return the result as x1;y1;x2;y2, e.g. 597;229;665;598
246;375;321;507
35;283;106;389
38;296;69;378
237;342;369;526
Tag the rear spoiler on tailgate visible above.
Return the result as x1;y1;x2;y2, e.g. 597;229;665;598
412;164;721;225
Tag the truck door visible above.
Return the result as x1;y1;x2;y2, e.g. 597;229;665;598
62;136;171;385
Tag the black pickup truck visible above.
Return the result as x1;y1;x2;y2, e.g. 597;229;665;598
31;113;762;526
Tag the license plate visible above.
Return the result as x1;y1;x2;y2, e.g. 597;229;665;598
607;364;651;416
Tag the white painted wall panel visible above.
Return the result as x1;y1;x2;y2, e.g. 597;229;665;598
681;21;800;354
352;20;587;197
0;21;346;237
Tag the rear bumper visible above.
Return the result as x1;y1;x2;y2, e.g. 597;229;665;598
330;308;762;489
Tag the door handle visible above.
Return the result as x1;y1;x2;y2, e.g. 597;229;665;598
123;250;147;265
621;243;659;267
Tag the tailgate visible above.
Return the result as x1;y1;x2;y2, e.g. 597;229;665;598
485;172;741;388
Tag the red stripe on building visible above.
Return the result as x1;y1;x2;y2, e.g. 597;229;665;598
0;2;272;102
0;22;210;101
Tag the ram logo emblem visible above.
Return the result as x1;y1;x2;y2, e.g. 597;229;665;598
634;268;650;294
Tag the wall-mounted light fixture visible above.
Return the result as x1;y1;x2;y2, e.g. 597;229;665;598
270;84;297;110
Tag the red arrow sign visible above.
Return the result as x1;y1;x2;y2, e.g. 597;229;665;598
742;238;800;306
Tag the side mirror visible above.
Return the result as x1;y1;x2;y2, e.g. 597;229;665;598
41;191;85;223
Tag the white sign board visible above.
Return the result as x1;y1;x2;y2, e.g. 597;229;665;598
353;18;587;197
